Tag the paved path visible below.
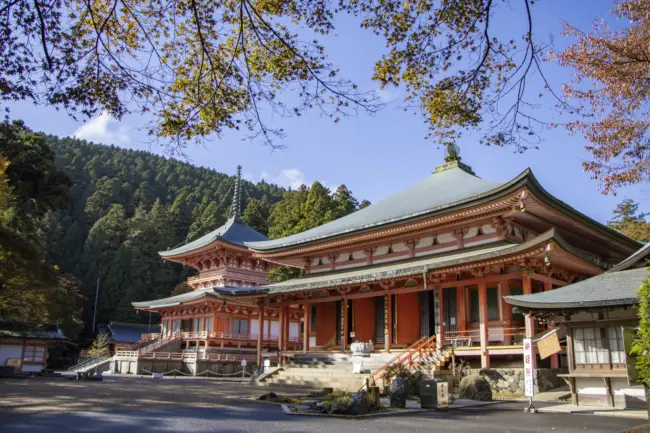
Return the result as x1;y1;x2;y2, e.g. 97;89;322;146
0;377;646;432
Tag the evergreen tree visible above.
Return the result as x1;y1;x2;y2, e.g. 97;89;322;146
330;185;359;220
242;196;273;236
608;199;650;242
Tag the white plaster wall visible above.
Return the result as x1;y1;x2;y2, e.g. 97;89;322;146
392;243;408;252
612;378;646;399
0;344;22;366
466;227;479;238
336;252;351;263
417;237;434;248
352;250;366;260
438;233;456;243
374;246;389;256
482;224;497;234
289;323;300;340
251;319;259;336
576;377;609;395
270;321;280;339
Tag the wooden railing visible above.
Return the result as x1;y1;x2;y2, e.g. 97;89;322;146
139;351;277;363
367;335;437;386
443;326;526;347
139;333;182;354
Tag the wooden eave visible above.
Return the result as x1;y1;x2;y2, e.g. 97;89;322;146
160;239;253;264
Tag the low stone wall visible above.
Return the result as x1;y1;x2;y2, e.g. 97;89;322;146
129;359;257;376
469;368;566;395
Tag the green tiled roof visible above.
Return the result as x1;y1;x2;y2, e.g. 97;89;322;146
246;165;503;252
245;166;639;253
131;286;268;309
159;216;268;257
504;267;648;311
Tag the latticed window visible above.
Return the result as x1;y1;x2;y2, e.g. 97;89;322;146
232;319;249;336
24;346;46;363
608;327;626;365
573;327;626;367
193;318;202;332
204;317;212;333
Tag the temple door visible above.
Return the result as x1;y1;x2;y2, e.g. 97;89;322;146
442;287;458;340
374;296;385;344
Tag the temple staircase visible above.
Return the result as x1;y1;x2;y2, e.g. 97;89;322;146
136;333;181;354
68;356;113;373
259;336;451;392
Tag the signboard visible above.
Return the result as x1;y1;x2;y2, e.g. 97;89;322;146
352;356;363;374
523;338;534;397
6;359;21;368
240;359;247;367
537;329;561;360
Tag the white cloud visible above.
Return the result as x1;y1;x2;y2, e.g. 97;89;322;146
72;111;131;145
377;87;401;104
260;168;338;192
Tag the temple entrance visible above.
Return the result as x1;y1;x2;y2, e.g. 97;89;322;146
374;297;385;344
442;287;458;339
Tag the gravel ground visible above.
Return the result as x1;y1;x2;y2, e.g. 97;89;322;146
0;376;646;433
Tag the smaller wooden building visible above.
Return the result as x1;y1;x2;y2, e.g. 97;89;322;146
0;322;66;374
505;245;650;409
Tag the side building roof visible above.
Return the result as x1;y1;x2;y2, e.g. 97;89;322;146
504;267;648;312
107;322;158;343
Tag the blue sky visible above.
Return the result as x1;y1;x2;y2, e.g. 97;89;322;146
7;0;647;224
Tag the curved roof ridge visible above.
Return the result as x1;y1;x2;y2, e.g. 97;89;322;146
246;167;531;252
159;216;268;257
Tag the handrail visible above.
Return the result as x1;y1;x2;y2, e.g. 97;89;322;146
68;355;112;371
367;335;437;386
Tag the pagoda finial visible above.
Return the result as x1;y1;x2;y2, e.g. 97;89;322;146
434;142;475;175
231;165;242;221
444;142;461;163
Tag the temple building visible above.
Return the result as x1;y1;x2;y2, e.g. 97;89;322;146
131;167;301;368
124;150;639;378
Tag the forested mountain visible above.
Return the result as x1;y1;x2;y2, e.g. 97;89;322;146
1;121;369;338
14;132;367;336
37;136;286;331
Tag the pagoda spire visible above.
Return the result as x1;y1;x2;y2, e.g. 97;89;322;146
434;142;475;175
231;165;242;221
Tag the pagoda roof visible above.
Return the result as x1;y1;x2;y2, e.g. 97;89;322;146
504;267;647;312
242;228;600;296
245;164;637;254
159;216;268;258
132;286;267;310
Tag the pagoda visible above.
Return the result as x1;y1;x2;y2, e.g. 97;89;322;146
132;166;301;365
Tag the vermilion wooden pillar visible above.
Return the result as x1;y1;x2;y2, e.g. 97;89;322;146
342;297;349;352
439;287;445;345
256;304;265;366
385;294;392;352
303;304;310;354
478;280;490;368
501;280;513;344
278;307;285;355
522;274;537;369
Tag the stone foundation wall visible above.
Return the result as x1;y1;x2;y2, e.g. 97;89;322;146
128;359;257;376
469;368;566;395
